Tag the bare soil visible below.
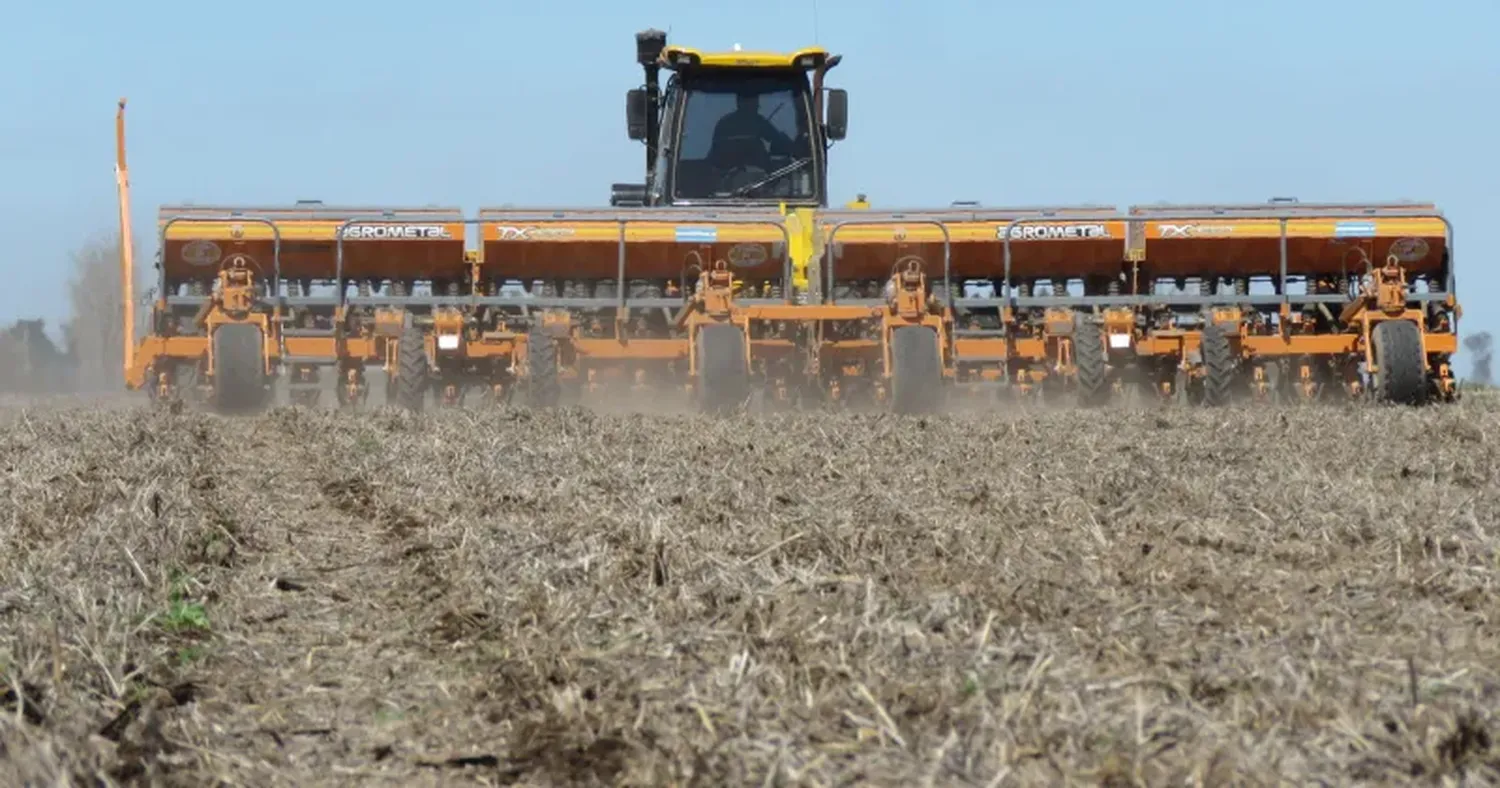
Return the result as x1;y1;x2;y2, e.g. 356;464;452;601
3;396;1499;786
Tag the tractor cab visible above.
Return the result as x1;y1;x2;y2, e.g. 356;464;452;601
613;29;848;208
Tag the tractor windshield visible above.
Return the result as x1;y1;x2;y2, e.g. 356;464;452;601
670;72;817;202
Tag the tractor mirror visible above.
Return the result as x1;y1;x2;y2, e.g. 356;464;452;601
825;89;848;140
626;89;648;140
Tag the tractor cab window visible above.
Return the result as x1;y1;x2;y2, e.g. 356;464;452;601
671;73;817;202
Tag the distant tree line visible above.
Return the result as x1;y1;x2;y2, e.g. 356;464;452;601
0;231;137;395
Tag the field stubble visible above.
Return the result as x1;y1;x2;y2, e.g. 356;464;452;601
2;394;1499;786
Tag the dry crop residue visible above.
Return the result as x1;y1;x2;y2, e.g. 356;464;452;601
2;398;1499;785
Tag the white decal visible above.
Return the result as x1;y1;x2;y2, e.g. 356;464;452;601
343;225;453;240
1389;237;1430;263
181;240;222;266
493;225;577;240
1160;223;1235;238
997;223;1113;240
727;242;768;268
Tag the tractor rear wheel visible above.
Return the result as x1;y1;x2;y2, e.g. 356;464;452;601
393;326;428;412
1372;319;1426;405
1201;322;1235;407
696;323;749;413
212;323;268;413
527;330;561;408
890;326;942;414
1073;312;1109;407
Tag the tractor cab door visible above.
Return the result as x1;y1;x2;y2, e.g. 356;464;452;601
665;70;821;206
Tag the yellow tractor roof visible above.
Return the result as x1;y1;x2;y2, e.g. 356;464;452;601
659;44;837;70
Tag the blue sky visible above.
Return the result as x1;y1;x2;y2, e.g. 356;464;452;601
2;0;1496;375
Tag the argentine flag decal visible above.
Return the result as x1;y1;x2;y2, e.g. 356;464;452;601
1334;221;1377;238
675;225;719;243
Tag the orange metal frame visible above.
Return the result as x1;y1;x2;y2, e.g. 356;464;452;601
116;100;1458;408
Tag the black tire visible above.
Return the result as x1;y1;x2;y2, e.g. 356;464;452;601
527;330;561;408
890;326;942;414
1372;319;1426;405
393;326;428;412
1201;322;1235;407
1073;312;1109;407
212;323;267;413
696;323;749;413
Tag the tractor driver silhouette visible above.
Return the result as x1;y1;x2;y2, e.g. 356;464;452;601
708;91;797;179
